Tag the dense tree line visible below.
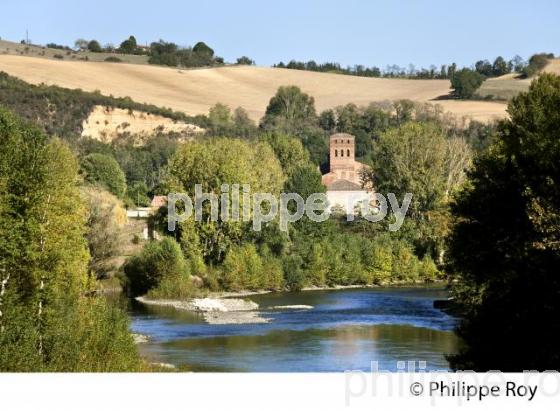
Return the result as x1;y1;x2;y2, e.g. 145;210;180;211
274;54;550;80
448;74;560;371
0;108;140;371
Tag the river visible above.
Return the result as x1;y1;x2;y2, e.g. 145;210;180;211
129;286;460;371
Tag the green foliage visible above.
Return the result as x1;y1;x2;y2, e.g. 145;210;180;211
523;53;554;77
451;68;485;99
127;181;150;207
119;35;138;54
204;103;257;137
220;244;282;291
123;237;187;297
81;153;127;198
0;71;204;141
236;56;255;65
448;74;560;371
260;86;318;134
165;138;285;263
0;108;139;371
148;40;222;68
364;121;471;259
82;186;126;278
87;40;102;53
260;133;310;177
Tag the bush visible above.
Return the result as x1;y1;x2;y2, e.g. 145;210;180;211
283;254;305;291
451;68;485;99
87;40;102;53
80;153;127;198
523;53;553;77
123;238;187;297
236;56;255;65
105;56;122;63
220;244;264;291
53;54;64;59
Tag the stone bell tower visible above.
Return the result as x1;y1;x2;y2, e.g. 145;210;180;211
327;133;358;184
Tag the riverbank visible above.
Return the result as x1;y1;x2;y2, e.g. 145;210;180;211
135;282;446;324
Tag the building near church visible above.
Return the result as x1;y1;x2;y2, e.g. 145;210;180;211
321;133;374;213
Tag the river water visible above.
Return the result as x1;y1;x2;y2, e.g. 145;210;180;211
129;286;460;372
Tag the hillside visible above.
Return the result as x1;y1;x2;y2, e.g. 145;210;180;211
476;58;560;100
0;38;149;64
0;54;508;122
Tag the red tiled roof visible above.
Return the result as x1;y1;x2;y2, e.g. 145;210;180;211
150;195;167;208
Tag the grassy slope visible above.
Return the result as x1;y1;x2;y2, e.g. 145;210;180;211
0;53;508;122
476;59;560;100
0;39;149;64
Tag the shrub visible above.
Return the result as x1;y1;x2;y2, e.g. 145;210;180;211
53;54;64;59
523;53;553;77
283;254;306;291
80;153;127;198
451;68;484;99
123;238;187;297
87;40;102;53
220;244;264;291
105;56;122;63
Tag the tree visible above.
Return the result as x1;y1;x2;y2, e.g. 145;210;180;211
260;133;310;177
123;238;187;297
232;107;257;138
364;122;470;259
523;53;553;77
318;109;336;132
80;153;127;198
448;74;560;371
0;108;139;371
492;56;509;77
208;103;233;135
260;86;318;134
87;40;102;53
192;41;215;65
284;164;331;238
220;244;264;291
165;138;285;263
119;35;138;54
510;55;526;73
74;38;88;51
82;187;127;279
236;56;255;65
451;68;484;99
193;41;214;57
474;60;493;77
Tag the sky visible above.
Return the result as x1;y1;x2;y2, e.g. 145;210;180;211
1;0;559;69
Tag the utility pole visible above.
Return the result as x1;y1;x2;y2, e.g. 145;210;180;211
25;29;29;45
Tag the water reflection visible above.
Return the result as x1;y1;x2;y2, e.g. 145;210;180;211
130;287;461;372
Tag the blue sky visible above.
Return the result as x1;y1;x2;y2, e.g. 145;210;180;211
1;0;559;68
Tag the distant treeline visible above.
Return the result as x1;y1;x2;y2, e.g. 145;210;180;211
275;53;555;80
64;35;253;68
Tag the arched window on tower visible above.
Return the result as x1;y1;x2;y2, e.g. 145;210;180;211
347;149;350;157
347;139;350;144
335;149;338;157
341;150;344;157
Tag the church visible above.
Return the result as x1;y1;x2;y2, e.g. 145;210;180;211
321;133;374;214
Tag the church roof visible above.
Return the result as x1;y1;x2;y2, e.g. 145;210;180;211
326;179;363;191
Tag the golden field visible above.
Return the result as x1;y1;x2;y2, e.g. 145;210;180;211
0;53;524;122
